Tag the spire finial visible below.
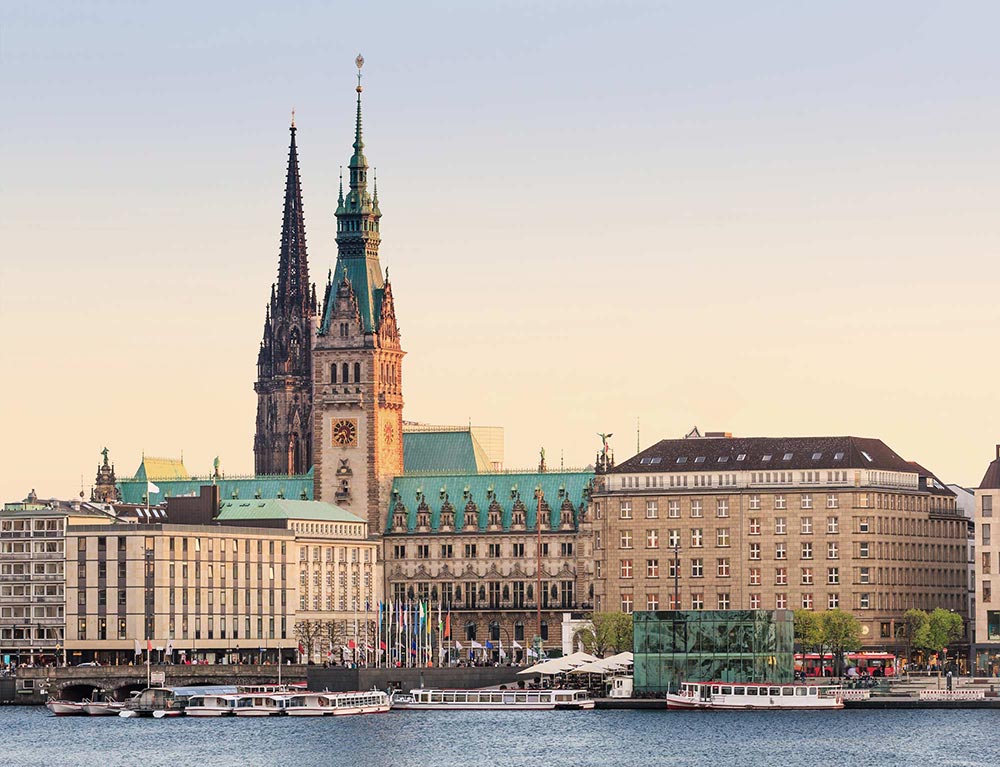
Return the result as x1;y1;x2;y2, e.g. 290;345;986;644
353;54;365;156
373;168;378;202
356;53;364;90
338;166;344;205
291;107;295;129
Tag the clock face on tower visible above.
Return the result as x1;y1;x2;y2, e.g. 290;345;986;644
384;423;395;443
332;418;358;447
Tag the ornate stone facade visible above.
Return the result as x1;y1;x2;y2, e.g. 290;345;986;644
312;67;404;534
91;447;120;503
254;121;317;477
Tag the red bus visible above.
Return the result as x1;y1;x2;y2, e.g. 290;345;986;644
795;651;897;677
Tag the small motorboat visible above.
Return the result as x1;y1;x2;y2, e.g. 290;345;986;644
46;699;87;716
83;699;126;716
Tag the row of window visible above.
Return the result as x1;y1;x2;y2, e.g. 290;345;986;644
620;592;847;612
394;542;574;559
76;615;287;642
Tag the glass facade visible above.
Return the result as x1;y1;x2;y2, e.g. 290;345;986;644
633;609;794;694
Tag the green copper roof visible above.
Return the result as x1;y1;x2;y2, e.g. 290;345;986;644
321;258;385;335
403;431;491;474
386;471;594;534
216;498;362;524
118;470;314;505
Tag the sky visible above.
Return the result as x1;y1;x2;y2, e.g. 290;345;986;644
3;0;1000;502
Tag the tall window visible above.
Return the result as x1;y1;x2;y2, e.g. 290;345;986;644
620;594;633;614
646;530;659;549
620;560;633;579
646;501;658;519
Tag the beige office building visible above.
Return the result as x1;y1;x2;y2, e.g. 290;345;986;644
591;434;968;652
974;446;1000;672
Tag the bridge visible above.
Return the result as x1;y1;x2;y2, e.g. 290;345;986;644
7;664;308;705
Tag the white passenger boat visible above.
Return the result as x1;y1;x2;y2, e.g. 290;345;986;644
46;699;87;716
234;693;283;716
185;693;238;717
391;688;595;711
285;690;391;716
665;681;843;710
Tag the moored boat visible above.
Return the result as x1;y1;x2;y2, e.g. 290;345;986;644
234;693;283;716
83;699;126;716
665;681;843;710
391;688;594;711
185;694;239;717
46;699;87;716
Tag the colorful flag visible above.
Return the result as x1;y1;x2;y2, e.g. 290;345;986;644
444;612;451;639
455;640;463;650
146;481;159;495
134;638;141;656
512;640;523;649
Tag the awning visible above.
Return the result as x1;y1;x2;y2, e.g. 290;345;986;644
569;652;634;675
517;651;600;676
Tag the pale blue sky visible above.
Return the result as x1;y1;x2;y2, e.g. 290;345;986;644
3;1;1000;500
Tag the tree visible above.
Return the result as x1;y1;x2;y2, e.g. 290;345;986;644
794;610;827;674
576;612;633;656
294;620;324;662
915;609;964;667
820;610;862;677
900;609;928;666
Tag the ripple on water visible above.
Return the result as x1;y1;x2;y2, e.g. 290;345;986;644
0;706;996;767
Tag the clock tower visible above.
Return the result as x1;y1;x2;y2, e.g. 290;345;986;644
313;56;404;533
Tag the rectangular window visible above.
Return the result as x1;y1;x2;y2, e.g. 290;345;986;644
775;543;786;560
716;528;730;547
801;542;813;560
748;518;761;535
775;593;787;609
748;567;761;585
620;531;632;550
859;518;870;534
828;567;840;585
775;517;786;535
859;542;870;559
775;495;786;510
646;501;658;519
717;558;730;577
859;567;870;584
668;500;680;518
749;495;760;510
646;529;659;549
691;558;704;578
620;560;633;579
827;494;839;509
749;593;761;609
619;501;632;520
749;542;761;560
801;567;813;585
691;529;703;548
827;516;839;534
513;543;525;557
827;542;839;559
859;593;871;609
801;494;813;509
691;593;704;610
984;496;993;517
984;524;992;546
801;593;814;610
983;551;992;576
983;581;992;603
620;594;633;613
716;499;729;518
646;593;659;611
691;500;703;518
775;568;788;585
801;517;812;535
646;559;659;578
717;593;730;610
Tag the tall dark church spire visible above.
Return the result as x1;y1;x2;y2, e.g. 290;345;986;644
254;119;317;477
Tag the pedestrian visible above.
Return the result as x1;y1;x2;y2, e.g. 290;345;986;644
946;670;953;691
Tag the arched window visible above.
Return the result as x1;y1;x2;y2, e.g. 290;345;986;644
514;621;525;642
540;620;549;641
489;621;500;642
465;622;477;641
331;364;337;384
354;362;361;383
342;363;349;383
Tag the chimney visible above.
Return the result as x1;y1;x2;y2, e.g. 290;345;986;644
996;444;1000;460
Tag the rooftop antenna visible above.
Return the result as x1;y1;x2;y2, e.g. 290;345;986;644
636;417;640;453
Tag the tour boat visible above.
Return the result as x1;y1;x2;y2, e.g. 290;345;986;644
391;688;595;711
83;699;126;716
185;693;239;717
233;693;284;716
665;682;843;710
46;699;87;716
285;690;391;717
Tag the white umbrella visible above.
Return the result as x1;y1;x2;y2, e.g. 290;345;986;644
517;651;599;676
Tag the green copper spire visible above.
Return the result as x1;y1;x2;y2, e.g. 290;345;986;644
321;54;385;337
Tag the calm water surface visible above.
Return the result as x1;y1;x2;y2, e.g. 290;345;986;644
1;706;996;767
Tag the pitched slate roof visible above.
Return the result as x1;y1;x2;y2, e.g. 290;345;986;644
403;431;491;474
216;498;362;524
613;436;917;474
387;471;594;533
979;447;1000;490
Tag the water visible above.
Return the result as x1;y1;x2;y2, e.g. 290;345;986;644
0;706;996;767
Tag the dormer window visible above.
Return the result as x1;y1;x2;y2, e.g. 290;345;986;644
676;457;688;464
762;455;772;462
783;453;793;461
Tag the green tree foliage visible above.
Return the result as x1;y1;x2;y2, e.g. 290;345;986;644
820;610;863;676
794;609;862;676
901;608;963;661
900;609;928;662
577;612;634;656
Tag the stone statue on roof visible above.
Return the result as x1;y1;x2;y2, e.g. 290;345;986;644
101;446;110;464
597;433;613;457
